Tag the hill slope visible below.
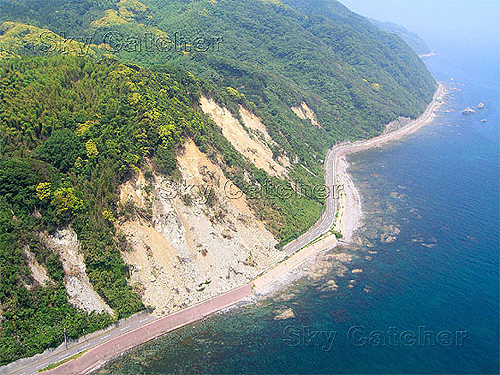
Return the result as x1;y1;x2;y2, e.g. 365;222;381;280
0;0;437;364
0;0;437;165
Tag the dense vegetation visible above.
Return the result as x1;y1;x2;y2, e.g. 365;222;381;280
0;0;437;364
1;0;436;167
92;0;437;168
0;56;203;363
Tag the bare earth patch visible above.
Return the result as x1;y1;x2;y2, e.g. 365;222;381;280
200;96;289;178
23;247;51;288
42;227;114;315
117;140;282;315
291;101;321;128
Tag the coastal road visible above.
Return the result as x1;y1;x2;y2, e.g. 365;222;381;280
3;313;158;375
283;83;443;257
282;144;350;255
4;147;345;375
4;146;346;375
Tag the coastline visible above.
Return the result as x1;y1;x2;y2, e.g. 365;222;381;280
12;84;444;375
332;83;445;242
419;51;437;58
252;83;445;294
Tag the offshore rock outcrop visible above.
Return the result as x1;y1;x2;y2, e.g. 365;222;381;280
461;107;476;115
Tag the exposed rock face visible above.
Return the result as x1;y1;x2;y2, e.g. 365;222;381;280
200;96;290;178
42;228;114;315
291;101;321;128
117;140;282;315
23;247;51;288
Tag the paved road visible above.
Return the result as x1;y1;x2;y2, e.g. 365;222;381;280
3;313;158;375
283;144;349;255
282;84;443;257
4;86;441;373
40;285;253;375
3;87;442;374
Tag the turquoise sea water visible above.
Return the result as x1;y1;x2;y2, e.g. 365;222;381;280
98;47;499;374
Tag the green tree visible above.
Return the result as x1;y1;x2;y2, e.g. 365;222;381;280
35;129;85;172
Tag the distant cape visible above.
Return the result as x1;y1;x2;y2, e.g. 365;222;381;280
369;18;431;55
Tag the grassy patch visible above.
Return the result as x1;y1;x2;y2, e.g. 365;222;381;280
38;350;87;373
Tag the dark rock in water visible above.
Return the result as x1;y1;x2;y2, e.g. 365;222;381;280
477;102;485;109
461;107;476;115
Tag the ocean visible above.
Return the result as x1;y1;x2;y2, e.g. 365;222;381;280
96;43;499;374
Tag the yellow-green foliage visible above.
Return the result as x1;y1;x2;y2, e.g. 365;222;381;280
76;120;98;137
51;187;84;215
0;49;19;60
92;0;149;27
36;182;52;201
227;87;245;100
128;92;141;106
260;0;284;5
91;9;129;28
117;0;149;20
74;157;84;169
0;21;96;57
102;210;116;222
85;139;99;157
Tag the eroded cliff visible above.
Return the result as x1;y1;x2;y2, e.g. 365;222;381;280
117;140;282;315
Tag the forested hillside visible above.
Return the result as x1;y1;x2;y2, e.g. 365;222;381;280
0;56;196;363
0;55;323;363
1;0;436;168
0;0;437;364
